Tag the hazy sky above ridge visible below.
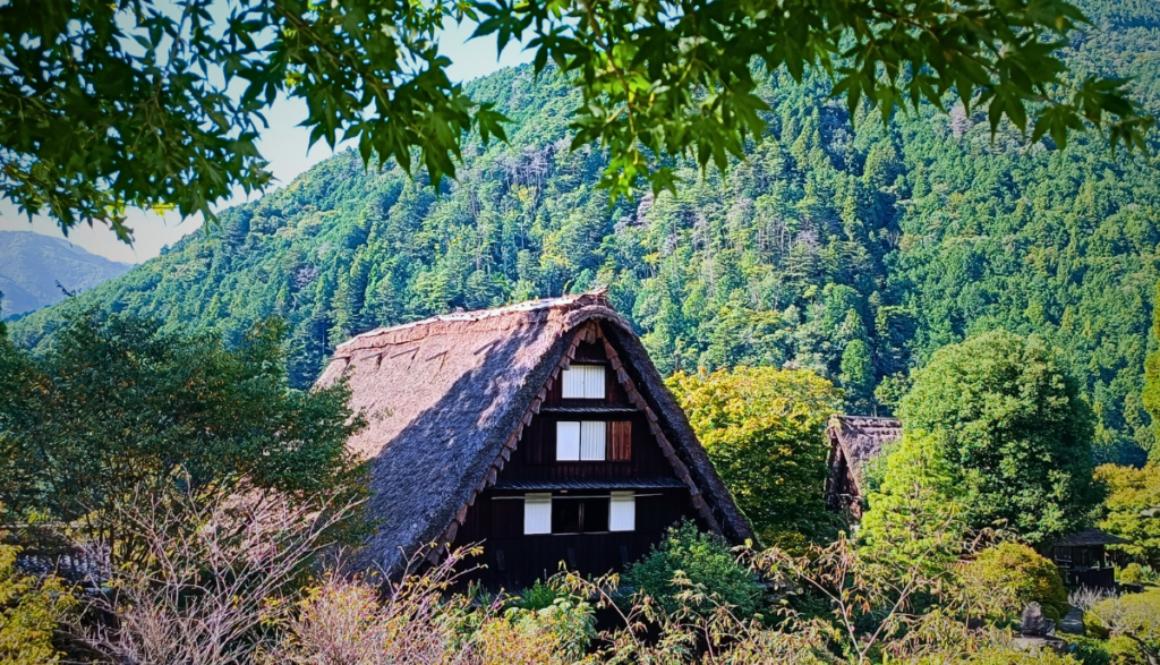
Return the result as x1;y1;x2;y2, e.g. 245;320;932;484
0;19;534;264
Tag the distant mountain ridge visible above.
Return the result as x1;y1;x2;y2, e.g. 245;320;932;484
0;231;133;318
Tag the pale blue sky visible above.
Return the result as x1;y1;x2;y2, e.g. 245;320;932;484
0;19;533;264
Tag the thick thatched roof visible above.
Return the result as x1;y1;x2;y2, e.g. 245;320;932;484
826;415;903;493
316;292;754;573
1049;528;1128;548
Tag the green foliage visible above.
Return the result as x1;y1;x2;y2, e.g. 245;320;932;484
1143;281;1160;458
666;366;842;543
1097;464;1160;567
625;521;764;618
899;330;1104;544
1070;635;1148;665
840;338;874;413
478;0;1154;198
1086;588;1160;659
11;0;1160;458
1119;564;1154;586
963;542;1068;622
514;580;559;612
0;0;506;239
4;0;1152;235
0;312;366;565
860;431;965;566
0;537;73;665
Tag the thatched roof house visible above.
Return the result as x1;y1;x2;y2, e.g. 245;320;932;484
316;292;754;583
824;415;902;518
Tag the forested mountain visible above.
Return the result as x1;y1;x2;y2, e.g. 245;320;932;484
0;231;132;318
10;0;1160;462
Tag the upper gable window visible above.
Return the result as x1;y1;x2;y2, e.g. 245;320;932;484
557;421;606;461
561;365;605;399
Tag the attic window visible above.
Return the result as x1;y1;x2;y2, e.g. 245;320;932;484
561;365;605;399
556;421;606;461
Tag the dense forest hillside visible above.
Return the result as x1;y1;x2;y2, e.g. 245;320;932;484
11;0;1160;462
0;231;132;318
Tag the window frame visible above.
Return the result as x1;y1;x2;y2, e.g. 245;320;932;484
555;420;608;461
560;364;606;399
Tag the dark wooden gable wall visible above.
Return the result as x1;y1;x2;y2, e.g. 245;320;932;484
452;323;705;588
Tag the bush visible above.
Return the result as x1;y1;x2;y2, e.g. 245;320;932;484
1086;589;1160;654
625;521;764;618
0;538;74;665
1071;635;1150;665
1121;564;1147;586
514;580;559;611
963;542;1068;621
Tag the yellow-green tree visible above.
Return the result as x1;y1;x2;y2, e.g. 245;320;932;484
860;431;965;567
666;366;842;546
0;537;73;664
1095;464;1160;567
963;542;1069;622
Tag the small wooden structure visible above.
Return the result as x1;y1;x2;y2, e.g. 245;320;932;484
1045;528;1126;590
316;292;755;588
824;415;902;519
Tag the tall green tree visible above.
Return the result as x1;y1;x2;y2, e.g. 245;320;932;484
1094;463;1160;567
898;330;1104;544
840;338;874;413
666;365;842;546
0;312;365;564
2;0;1151;238
860;431;965;566
1143;280;1160;459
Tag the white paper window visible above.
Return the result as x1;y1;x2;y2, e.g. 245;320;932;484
580;421;606;461
556;422;581;461
610;491;635;532
561;365;605;399
557;421;607;461
524;493;552;535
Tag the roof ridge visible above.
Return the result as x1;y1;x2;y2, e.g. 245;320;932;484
335;291;609;353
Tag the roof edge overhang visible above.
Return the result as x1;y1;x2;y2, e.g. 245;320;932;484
396;304;755;570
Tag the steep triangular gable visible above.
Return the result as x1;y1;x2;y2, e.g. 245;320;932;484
427;318;728;564
318;294;753;574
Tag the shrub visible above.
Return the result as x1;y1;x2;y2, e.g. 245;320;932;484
1071;635;1150;665
1086;589;1160;657
514;579;559;611
1121;563;1147;586
271;571;593;665
963;542;1068;621
624;521;764;618
0;538;74;665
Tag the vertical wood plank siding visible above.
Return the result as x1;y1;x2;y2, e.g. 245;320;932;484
455;488;701;589
450;331;705;588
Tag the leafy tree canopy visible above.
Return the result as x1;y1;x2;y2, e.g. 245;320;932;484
860;430;965;566
1094;463;1160;567
11;0;1160;459
898;329;1104;544
1;0;1153;239
0;312;366;564
666;365;841;545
